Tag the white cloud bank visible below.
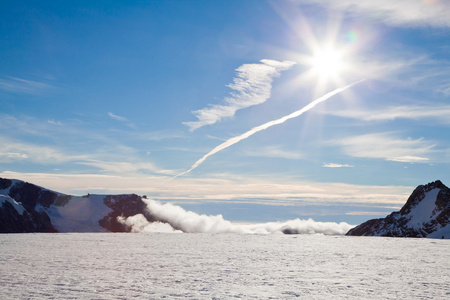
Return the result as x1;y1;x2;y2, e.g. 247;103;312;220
118;198;354;235
183;59;296;131
298;0;450;28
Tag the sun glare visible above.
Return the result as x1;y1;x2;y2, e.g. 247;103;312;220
310;46;345;81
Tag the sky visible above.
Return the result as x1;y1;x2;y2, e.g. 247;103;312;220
1;0;449;224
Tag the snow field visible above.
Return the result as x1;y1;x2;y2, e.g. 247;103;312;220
0;233;449;299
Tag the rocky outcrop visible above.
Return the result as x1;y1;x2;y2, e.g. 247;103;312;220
99;194;159;232
347;180;450;238
0;177;156;233
0;195;56;233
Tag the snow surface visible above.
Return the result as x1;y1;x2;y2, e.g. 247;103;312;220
407;188;440;229
0;195;25;215
0;233;449;299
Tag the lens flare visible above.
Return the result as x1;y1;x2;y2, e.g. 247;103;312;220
346;30;358;42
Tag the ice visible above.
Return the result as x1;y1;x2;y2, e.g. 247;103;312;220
0;233;449;299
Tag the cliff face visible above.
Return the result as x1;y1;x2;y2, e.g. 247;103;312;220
0;178;153;233
347;180;450;238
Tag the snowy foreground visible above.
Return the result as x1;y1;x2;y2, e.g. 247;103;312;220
1;233;449;299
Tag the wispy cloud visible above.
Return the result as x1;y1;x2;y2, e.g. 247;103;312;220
333;132;435;163
48;120;63;126
322;104;450;125
348;55;450;97
388;56;450;96
108;112;137;128
0;135;86;164
176;81;363;178
77;160;175;176
323;163;353;168
245;145;304;160
108;112;127;122
0;77;54;95
183;59;296;131
298;0;450;28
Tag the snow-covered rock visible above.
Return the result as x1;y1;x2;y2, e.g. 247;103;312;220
347;180;450;239
0;177;152;233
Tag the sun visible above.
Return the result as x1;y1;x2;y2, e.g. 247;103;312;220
309;46;346;82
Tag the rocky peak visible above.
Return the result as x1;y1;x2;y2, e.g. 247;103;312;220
347;180;450;238
400;180;447;215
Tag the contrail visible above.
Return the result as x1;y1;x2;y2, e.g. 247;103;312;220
174;79;365;179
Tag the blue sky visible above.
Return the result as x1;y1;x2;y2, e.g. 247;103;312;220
1;0;449;224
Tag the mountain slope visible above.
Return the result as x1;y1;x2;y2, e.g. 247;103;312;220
0;177;155;233
347;180;450;238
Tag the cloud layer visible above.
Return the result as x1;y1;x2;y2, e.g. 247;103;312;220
183;59;296;131
118;198;355;235
0;171;411;207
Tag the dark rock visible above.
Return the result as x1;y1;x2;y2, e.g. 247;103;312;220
0;178;12;190
0;198;57;233
8;181;58;209
281;225;299;234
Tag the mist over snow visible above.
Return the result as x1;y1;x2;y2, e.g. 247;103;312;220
118;198;354;235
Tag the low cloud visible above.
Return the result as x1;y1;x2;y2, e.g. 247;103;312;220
183;59;296;131
298;0;450;28
117;214;181;233
118;198;355;235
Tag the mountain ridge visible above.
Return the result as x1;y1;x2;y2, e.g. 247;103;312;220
346;180;450;238
0;177;154;233
1;177;449;237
